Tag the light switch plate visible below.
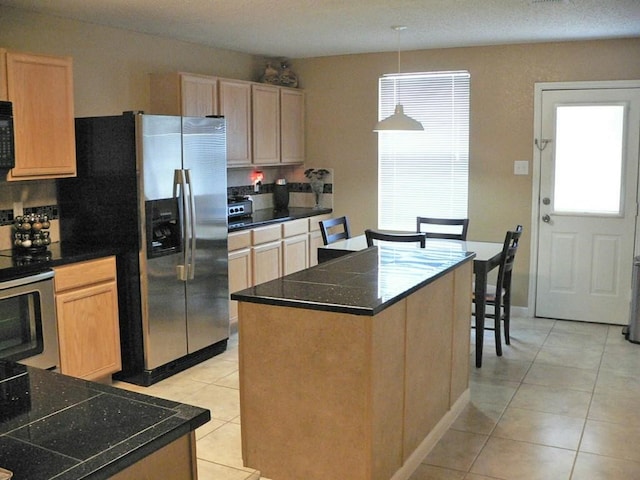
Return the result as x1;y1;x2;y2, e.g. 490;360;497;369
514;160;529;175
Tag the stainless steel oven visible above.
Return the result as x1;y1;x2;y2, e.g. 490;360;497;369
0;270;58;370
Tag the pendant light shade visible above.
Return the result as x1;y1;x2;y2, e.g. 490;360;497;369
374;104;424;131
374;26;424;132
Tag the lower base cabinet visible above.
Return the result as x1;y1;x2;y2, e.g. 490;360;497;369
228;214;332;325
53;256;121;380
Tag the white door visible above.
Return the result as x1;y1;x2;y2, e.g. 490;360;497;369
535;87;640;324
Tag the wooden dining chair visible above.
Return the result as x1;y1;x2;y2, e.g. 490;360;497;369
416;217;469;240
319;216;351;245
364;229;426;248
472;225;523;356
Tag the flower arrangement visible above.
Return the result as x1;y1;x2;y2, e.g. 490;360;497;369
304;169;330;209
304;168;330;180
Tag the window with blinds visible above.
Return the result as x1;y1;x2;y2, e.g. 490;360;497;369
378;71;470;231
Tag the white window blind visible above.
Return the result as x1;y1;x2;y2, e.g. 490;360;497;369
378;71;470;231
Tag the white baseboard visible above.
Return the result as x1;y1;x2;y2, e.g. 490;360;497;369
390;388;470;480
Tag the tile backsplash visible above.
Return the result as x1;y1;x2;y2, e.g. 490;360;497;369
0;166;333;249
227;165;334;210
0;180;60;250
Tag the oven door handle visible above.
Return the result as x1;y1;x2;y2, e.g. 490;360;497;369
0;270;54;290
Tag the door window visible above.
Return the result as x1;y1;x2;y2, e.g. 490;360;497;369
554;104;625;215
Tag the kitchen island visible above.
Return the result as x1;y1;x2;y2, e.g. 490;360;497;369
231;244;474;480
0;361;209;479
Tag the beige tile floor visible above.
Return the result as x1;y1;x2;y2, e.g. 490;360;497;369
114;315;640;480
414;316;640;480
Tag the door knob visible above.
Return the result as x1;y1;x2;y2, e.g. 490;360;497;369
542;214;551;223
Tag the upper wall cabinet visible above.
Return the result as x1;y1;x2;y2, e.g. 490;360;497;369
252;84;305;166
252;84;280;165
219;79;252;166
181;74;219;116
150;72;219;117
280;88;305;164
150;72;252;166
150;72;304;167
1;49;76;181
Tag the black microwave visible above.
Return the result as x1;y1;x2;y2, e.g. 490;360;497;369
0;101;15;170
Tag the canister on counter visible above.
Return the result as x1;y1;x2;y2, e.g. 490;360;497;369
273;178;289;211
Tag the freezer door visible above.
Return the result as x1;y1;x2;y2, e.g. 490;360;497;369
182;116;229;353
138;115;188;369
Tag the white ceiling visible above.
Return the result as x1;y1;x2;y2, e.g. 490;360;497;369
1;0;639;58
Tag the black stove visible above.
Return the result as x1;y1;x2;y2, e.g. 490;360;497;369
227;196;253;219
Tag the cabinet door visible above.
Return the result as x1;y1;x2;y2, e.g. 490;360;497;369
283;234;309;275
229;247;252;326
5;51;76;180
56;280;121;380
181;74;218;116
308;230;324;267
252;241;282;285
281;88;305;164
220;79;252;166
252;84;280;165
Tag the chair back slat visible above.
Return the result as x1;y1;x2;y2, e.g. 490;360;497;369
495;225;523;295
365;229;426;248
319;216;351;245
416;217;469;240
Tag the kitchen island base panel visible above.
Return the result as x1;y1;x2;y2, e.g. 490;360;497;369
110;432;197;480
391;389;470;480
239;301;405;480
238;260;472;480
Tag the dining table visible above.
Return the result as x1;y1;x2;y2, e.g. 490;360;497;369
318;235;504;367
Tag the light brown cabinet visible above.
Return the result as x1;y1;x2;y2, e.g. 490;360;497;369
149;72;218;116
54;256;121;381
308;214;332;267
280;88;305;164
150;71;304;166
150;72;252;166
1;49;76;180
251;224;283;285
180;73;219;116
228;216;330;324
251;84;281;165
252;84;305;165
282;218;309;275
219;79;252;166
228;230;252;328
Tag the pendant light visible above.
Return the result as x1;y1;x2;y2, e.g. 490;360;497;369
374;26;424;132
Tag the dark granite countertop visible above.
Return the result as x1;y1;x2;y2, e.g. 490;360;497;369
231;244;475;316
0;361;209;480
0;242;119;281
228;207;332;232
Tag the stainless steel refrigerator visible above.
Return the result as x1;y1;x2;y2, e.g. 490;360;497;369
58;112;229;385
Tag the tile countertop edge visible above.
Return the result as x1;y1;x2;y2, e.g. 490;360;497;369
69;408;210;480
0;242;122;281
0;363;211;480
231;248;476;316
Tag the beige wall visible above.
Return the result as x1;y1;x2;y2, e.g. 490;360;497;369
295;38;640;306
1;5;639;305
0;6;259;116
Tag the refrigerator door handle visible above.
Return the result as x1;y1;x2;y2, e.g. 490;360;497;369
184;169;197;280
173;169;188;282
